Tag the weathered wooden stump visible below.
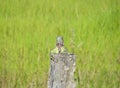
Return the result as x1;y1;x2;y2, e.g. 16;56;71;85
48;53;76;88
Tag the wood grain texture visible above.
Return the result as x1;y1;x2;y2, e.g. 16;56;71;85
48;53;76;88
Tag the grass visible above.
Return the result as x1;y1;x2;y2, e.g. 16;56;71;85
0;0;120;88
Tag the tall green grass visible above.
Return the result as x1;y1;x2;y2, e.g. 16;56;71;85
0;0;120;88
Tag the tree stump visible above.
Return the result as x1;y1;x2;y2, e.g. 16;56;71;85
48;53;76;88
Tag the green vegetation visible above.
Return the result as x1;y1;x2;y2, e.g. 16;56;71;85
0;0;120;88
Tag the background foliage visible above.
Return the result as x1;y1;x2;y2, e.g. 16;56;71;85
0;0;120;88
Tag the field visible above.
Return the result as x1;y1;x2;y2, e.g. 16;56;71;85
0;0;120;88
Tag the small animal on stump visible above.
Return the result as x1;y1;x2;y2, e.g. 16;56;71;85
48;36;76;88
51;36;67;54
